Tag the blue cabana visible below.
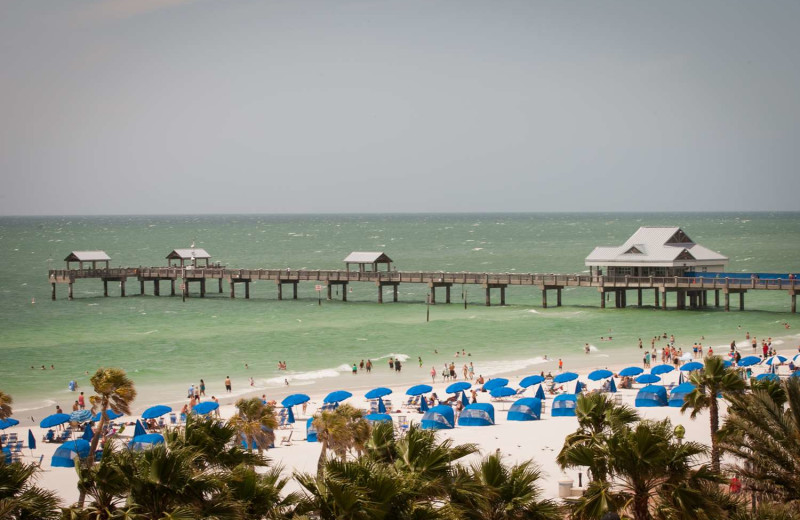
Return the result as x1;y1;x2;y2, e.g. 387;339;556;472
365;413;393;423
129;433;164;451
668;383;696;407
421;405;455;430
458;403;495;426
52;439;91;468
507;398;542;421
551;394;577;417
306;418;317;442
635;385;668;407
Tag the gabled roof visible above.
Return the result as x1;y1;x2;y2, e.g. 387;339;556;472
343;252;393;264
585;227;728;266
166;248;211;260
64;251;111;262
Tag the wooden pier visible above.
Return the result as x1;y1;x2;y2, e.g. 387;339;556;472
47;267;798;313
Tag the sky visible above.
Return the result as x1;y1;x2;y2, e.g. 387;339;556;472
1;0;799;215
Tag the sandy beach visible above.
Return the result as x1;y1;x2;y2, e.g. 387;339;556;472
4;331;798;507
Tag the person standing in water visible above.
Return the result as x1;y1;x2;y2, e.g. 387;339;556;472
224;376;232;393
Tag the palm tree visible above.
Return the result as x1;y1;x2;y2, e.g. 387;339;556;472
557;392;639;483
313;404;370;474
0;460;61;519
86;368;137;465
227;464;300;519
680;355;745;472
0;389;12;452
167;413;264;471
228;397;278;455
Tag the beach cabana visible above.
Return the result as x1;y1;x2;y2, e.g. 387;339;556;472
365;413;393;424
551;394;577;417
458;403;495;427
421;405;455;430
668;382;696;407
635;385;668;407
129;433;164;451
306;418;317;442
52;439;91;468
507;398;542;421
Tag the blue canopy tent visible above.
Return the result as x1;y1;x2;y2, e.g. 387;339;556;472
482;378;509;391
142;405;172;420
365;413;393;423
551;394;577;417
421;405;455;430
553;372;578;384
535;385;546;400
129;433;164;451
636;374;661;384
0;418;19;430
680;362;703;372
406;384;433;396
365;387;392;399
507;398;542;421
635;385;668;407
650;364;675;376
668;382;697;407
520;375;545;388
92;410;123;422
306;418;317;442
458;403;495;426
40;413;71;429
193;401;219;415
324;390;353;404
738;356;761;367
619;366;644;377
51;439;91;468
588;369;613;381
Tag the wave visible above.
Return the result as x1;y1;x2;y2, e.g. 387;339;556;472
265;364;352;386
371;353;410;362
473;356;551;378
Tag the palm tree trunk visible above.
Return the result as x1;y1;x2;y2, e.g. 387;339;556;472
710;396;720;473
633;490;651;520
317;439;328;477
79;401;108;508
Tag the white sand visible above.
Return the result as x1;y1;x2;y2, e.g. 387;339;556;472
5;346;797;507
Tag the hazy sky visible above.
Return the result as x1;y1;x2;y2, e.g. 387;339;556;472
2;0;799;215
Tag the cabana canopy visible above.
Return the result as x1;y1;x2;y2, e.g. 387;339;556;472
551;394;577;417
65;251;110;270
507;398;542;421
306;418;317;442
343;252;393;273
421;405;455;430
166;248;211;268
458;403;495;426
636;385;668;407
668;382;696;407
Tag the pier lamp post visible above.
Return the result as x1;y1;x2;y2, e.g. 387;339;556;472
426;292;431;322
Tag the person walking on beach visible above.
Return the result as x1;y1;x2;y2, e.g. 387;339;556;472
78;392;85;410
212;396;220;417
224;376;232;393
418;356;423;368
199;379;206;397
366;359;372;373
430;366;437;383
395;359;402;373
558;358;563;371
389;358;394;370
352;363;358;375
463;364;468;379
468;362;474;380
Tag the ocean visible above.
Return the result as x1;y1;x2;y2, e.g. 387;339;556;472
1;212;798;419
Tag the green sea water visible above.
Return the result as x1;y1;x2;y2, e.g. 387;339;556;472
1;213;798;418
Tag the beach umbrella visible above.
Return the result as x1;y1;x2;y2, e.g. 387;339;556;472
378;397;386;414
133;420;147;437
51;439;91;468
574;381;584;393
92;410;123;422
282;394;310;407
129;433;164;451
365;387;392;399
650;364;675;375
723;359;733;368
82;425;94;442
40;413;71;429
738;356;761;367
27;429;36;454
446;381;472;394
553;372;578;384
193;401;219;415
324;390;353;404
519;375;545;388
636;374;662;384
142;405;172;420
619;366;643;377
420;396;429;412
69;410;92;423
678;372;685;384
406;384;432;396
491;387;516;399
0;418;19;430
535;385;546;400
765;355;787;366
483;378;509;391
793;353;800;364
756;373;779;382
608;378;617;393
680;362;704;372
365;413;393;423
461;391;470;407
286;406;295;424
587;369;613;381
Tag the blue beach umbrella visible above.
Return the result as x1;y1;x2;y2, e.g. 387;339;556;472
650;364;675;375
723;359;733;368
51;439;91;468
0;418;19;430
574;381;584;393
286;406;295;424
461;391;470;407
490;387;516;399
588;369;613;381
765;355;787;366
420;396;429;412
133;420;147;437
680;362;704;372
365;387;392;399
608;378;617;393
406;384;432;396
40;413;71;429
446;381;472;394
142;405;172;420
756;373;779;382
92;410;123;422
619;366;644;377
129;433;164;451
27;429;36;453
738;356;761;367
324;390;353;404
365;413;393;423
69;410;92;423
82;425;94;442
678;372;685;384
535;385;546;400
193;401;219;415
282;394;310;407
378;397;387;414
553;372;578;384
483;378;509;391
519;375;545;388
636;374;661;384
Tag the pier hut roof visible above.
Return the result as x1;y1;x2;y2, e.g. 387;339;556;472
343;252;393;264
64;251;111;262
585;227;728;267
167;248;211;260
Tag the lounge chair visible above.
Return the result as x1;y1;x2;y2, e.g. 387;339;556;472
280;431;293;446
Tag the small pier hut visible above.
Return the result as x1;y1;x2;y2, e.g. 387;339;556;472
585;227;728;277
166;248;211;268
64;251;110;270
344;252;393;273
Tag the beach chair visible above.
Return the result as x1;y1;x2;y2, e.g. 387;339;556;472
13;441;23;453
396;415;409;434
58;430;71;443
158;417;166;429
383;399;393;410
369;401;379;413
35;454;44;468
280;431;293;446
169;413;177;425
9;432;18;443
0;434;6;445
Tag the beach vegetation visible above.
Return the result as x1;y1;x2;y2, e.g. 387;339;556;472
0;460;61;519
228;397;279;456
312;404;370;475
680;356;746;472
0;389;12;452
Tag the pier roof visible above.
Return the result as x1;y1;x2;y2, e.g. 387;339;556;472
64;251;111;262
585;227;728;267
167;248;211;260
343;252;392;264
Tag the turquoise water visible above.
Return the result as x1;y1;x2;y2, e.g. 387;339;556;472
1;213;798;417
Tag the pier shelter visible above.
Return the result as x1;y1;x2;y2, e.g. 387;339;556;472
166;248;211;268
344;252;393;273
65;251;110;270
